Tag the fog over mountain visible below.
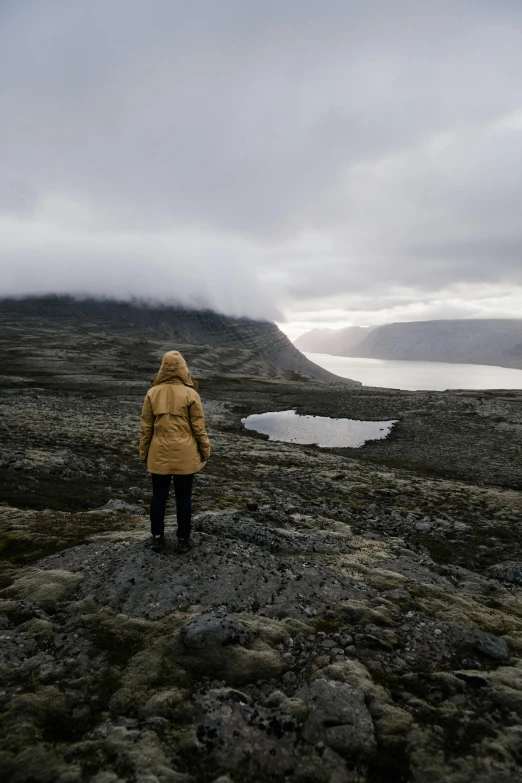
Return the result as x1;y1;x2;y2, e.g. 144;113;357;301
1;2;522;329
0;295;357;383
294;326;377;356
295;319;522;369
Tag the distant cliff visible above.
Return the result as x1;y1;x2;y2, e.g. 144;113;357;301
295;326;374;355
295;319;522;370
0;296;360;384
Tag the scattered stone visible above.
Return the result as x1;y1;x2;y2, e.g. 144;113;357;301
297;678;375;757
98;499;147;515
283;671;298;687
180;614;254;649
383;589;411;601
264;689;285;707
487;562;522;585
320;639;336;649
455;628;509;661
471;631;509;661
194;689;298;776
315;654;330;667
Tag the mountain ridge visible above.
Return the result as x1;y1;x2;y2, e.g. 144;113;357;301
294;318;522;369
0;296;360;385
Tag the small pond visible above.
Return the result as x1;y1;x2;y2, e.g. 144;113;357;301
241;409;398;448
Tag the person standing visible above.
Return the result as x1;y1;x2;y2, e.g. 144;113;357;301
139;351;211;553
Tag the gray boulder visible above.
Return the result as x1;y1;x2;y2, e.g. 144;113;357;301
296;679;375;757
194;688;298;776
99;499;147;516
487;562;522;586
455;628;509;662
180;614;254;649
472;631;509;661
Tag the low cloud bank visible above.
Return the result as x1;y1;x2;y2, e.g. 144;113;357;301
2;2;522;326
0;217;280;321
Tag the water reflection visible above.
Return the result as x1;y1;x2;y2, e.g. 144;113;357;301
305;352;522;391
241;409;397;448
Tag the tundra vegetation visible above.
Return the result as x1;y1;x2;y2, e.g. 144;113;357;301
1;302;522;783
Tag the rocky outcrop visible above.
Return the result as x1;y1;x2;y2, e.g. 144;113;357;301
180;614;254;650
295;318;522;370
487;562;522;586
297;679;375;757
2;486;522;782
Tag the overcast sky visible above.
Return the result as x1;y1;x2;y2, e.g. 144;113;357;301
1;1;522;337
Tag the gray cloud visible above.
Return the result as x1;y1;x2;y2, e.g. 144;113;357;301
1;1;522;323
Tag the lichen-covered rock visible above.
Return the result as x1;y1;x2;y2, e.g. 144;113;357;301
0;744;73;783
293;756;331;783
454;628;510;661
142;688;193;722
0;686;70;748
98;499;147;516
278;696;308;720
487;561;522;586
172;635;285;686
193;688;298;777
109;638;187;714
90;774;124;783
310;659;377;693
2;569;82;611
38;534;283;618
180;614;254;649
296;679;375;757
17;618;54;639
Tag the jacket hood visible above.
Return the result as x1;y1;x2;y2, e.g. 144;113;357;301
152;351;199;390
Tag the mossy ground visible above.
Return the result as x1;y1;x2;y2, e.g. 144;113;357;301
2;314;522;782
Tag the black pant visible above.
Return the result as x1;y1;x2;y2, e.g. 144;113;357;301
150;473;194;539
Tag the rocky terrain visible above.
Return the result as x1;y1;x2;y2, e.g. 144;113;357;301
295;319;522;370
0;296;359;385
2;302;522;782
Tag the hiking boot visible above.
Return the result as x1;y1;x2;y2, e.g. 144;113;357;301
177;537;191;554
151;535;165;553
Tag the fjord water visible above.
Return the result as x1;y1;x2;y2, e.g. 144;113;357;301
305;352;522;391
242;410;397;448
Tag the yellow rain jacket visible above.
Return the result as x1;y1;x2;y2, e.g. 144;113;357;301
139;351;211;475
